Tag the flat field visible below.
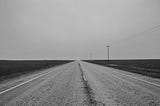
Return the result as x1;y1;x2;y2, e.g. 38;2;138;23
0;60;72;81
83;59;160;78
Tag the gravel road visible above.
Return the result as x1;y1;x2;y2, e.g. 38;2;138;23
0;61;160;106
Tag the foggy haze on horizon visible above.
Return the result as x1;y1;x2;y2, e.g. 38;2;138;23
0;0;160;60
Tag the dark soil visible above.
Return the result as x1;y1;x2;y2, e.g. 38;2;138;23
83;59;160;78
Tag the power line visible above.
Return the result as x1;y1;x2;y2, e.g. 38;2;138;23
112;24;160;46
134;24;160;36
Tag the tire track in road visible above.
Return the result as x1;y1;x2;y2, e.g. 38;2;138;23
78;63;105;106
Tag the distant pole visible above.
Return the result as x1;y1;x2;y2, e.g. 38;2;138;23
106;45;110;61
90;53;92;60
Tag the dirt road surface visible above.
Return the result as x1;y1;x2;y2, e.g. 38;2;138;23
0;61;160;106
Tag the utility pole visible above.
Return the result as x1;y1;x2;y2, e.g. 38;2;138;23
106;45;110;61
90;52;92;60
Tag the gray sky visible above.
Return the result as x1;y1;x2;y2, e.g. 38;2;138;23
0;0;160;60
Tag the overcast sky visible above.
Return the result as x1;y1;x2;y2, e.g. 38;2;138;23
0;0;160;60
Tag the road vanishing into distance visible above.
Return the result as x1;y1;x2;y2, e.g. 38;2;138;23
0;61;160;106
